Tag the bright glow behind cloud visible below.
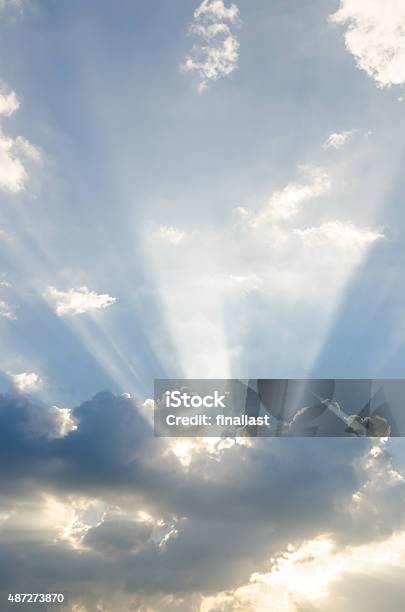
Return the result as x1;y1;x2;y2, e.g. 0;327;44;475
201;531;405;612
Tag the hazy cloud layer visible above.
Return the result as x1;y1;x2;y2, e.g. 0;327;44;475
147;156;385;378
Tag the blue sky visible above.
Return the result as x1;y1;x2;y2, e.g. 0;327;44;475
1;0;405;403
1;1;405;610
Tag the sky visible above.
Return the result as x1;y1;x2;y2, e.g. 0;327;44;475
1;0;405;610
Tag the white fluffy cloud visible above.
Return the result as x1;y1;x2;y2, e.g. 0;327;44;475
331;0;405;87
9;371;43;393
294;221;384;249
0;130;28;192
46;286;117;316
182;0;240;92
250;167;331;226
323;130;353;150
0;90;40;192
0;89;19;116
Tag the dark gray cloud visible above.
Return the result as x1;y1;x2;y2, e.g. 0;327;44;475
84;517;152;556
0;391;404;610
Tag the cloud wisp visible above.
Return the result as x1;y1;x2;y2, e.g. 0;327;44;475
294;221;384;249
182;0;241;92
323;130;354;150
0;299;17;320
157;225;186;246
249;166;331;226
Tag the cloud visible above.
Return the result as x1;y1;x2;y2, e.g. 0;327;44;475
8;372;43;393
331;0;405;87
294;221;385;249
83;516;153;556
0;85;40;192
148;157;386;378
0;0;23;11
201;530;405;612
157;225;186;245
0;391;404;610
0;88;19;117
323;131;353;150
46;286;117;317
15;136;42;162
182;0;240;92
0;299;16;320
250;167;331;226
226;273;262;291
194;0;239;22
0;129;28;192
48;406;77;438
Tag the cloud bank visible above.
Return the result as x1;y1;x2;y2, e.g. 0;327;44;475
0;391;404;611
